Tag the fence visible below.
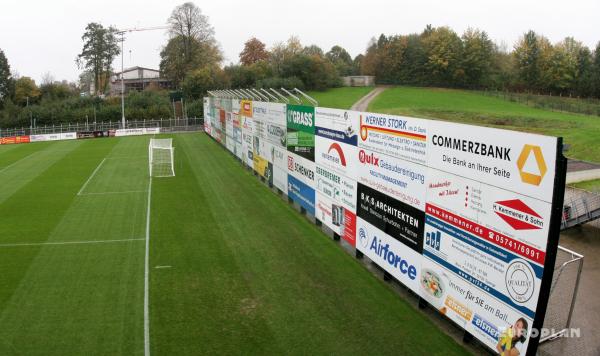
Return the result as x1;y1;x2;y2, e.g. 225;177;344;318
540;245;584;343
0;118;204;137
481;90;600;117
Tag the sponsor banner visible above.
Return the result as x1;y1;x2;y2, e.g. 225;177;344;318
233;113;243;160
288;174;315;215
114;128;160;137
357;182;425;253
427;120;557;203
77;130;109;139
420;255;533;353
61;132;77;140
241;116;254;167
425;169;551;259
0;135;30;145
357;112;428;165
357;217;422;293
287;104;315;161
316;191;356;246
240;100;253;118
357;147;426;210
226;112;235;153
272;145;288;194
30;133;60;142
253;154;273;185
287;152;315;189
315;107;359;147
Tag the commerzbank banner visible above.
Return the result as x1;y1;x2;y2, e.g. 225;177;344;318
203;97;565;356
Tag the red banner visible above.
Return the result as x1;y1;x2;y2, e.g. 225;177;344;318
0;135;30;145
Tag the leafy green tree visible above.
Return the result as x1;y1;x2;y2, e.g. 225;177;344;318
182;66;228;100
14;77;40;105
160;35;222;87
461;28;494;87
422;27;464;86
0;49;12;104
239;37;269;65
593;42;600;97
326;45;353;76
302;44;324;57
513;30;541;90
352;54;364;75
76;23;120;95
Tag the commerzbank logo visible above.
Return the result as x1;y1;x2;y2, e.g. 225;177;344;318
517;144;547;186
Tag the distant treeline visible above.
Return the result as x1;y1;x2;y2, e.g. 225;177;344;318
360;26;600;98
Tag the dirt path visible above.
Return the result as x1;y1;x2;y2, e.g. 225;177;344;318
350;86;388;111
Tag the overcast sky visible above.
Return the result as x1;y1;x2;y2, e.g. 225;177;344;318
1;0;598;83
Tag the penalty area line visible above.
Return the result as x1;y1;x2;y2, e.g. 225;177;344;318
77;158;106;196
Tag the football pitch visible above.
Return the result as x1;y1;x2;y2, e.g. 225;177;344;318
0;133;467;355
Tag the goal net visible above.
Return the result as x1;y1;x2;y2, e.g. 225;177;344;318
149;138;175;177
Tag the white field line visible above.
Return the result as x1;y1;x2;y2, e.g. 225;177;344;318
79;190;147;196
77;158;106;196
0;151;38;174
144;177;152;356
0;238;144;248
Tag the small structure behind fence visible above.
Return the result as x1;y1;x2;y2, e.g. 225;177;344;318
0;118;204;138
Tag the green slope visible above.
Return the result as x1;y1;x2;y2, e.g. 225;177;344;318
369;86;600;162
307;87;374;109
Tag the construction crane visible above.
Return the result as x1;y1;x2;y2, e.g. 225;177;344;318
115;25;170;128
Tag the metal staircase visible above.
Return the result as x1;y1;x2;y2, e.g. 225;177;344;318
561;190;600;230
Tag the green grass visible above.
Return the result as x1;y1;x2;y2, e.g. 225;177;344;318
570;178;600;193
0;134;467;355
369;86;600;162
307;87;374;109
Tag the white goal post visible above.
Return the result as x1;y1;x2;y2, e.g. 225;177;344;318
149;138;175;177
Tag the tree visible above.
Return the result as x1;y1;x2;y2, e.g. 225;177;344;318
513;30;541;90
14;77;40;105
302;44;324;57
161;3;222;86
0;49;11;103
326;46;353;76
239;37;269;65
593;42;600;97
76;23;120;95
181;66;228;99
422;27;464;86
461;28;494;87
160;35;222;87
168;2;215;60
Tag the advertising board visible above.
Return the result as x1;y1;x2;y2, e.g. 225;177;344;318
287;153;315;215
287;104;315;161
0;135;30;145
314;107;359;245
203;97;565;355
357;112;428;165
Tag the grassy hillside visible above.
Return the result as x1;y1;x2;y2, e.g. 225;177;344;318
307;87;373;109
369;87;600;162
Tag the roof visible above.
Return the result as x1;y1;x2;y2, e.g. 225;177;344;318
113;66;160;75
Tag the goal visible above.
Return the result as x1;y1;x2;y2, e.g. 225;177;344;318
149;138;175;177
